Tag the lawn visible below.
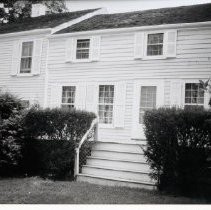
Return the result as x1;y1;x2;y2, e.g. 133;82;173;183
0;177;209;204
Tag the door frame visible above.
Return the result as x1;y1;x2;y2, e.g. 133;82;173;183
131;79;165;139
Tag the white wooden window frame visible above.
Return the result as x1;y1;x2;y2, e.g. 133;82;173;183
181;79;209;109
18;39;35;76
61;85;76;109
74;37;92;63
97;82;116;129
59;83;78;108
143;30;167;60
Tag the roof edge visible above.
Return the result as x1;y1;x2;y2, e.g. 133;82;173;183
0;28;52;39
49;21;211;38
51;8;108;34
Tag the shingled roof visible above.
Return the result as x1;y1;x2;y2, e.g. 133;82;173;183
56;3;211;34
0;8;98;34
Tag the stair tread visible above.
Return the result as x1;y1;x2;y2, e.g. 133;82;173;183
92;148;145;154
97;141;146;146
77;173;155;186
83;164;150;174
87;156;147;164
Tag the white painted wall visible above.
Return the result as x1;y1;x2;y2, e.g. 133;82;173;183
47;26;211;140
0;32;49;106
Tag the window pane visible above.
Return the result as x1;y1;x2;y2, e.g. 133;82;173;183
61;86;76;108
148;33;164;44
147;33;164;56
185;83;204;106
76;39;90;59
22;42;33;57
20;57;32;73
139;86;157;124
147;45;163;56
98;85;114;124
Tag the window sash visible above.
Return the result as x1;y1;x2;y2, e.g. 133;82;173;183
184;83;204;106
98;85;114;124
76;39;90;60
20;41;33;73
147;33;164;56
61;86;76;110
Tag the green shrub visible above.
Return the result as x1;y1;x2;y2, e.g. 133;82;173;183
21;139;75;179
23;108;96;143
21;108;96;179
144;107;211;194
0;92;24;176
0;92;23;120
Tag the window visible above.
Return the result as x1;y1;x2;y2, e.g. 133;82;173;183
20;41;33;73
147;33;164;56
98;85;114;124
185;83;204;108
61;86;76;110
76;39;90;59
139;86;157;124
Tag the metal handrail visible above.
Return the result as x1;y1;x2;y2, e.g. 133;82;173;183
74;118;98;177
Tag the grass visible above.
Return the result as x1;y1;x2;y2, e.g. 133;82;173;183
0;177;209;204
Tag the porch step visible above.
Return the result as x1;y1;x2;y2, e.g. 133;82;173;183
77;174;156;190
82;165;154;183
92;141;146;153
91;149;146;162
77;141;156;190
87;156;149;172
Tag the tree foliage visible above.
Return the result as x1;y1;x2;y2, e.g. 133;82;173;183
0;0;67;24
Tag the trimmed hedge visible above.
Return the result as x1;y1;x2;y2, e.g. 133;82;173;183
21;139;75;179
23;108;96;143
144;107;211;194
20;108;96;179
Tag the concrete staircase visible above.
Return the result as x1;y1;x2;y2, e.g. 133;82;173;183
77;141;156;190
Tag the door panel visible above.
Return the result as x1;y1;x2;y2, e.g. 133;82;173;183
132;81;164;139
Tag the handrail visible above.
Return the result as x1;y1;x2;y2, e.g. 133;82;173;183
74;118;98;177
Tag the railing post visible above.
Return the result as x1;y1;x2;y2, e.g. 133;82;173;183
74;147;79;177
94;121;98;141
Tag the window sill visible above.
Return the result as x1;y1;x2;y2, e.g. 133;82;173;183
66;59;96;64
12;73;37;77
142;55;167;60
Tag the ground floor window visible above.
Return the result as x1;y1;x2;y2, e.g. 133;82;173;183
184;83;204;108
98;85;114;124
139;86;157;124
61;86;76;110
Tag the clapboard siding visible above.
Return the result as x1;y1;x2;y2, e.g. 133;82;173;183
47;26;211;141
0;33;48;106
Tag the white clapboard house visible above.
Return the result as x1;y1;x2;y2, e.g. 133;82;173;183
0;3;211;189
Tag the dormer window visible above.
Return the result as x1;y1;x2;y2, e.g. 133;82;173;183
147;33;164;56
20;41;33;73
76;39;90;60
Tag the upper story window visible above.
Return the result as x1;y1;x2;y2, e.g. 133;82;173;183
185;83;204;108
20;41;33;73
61;86;76;110
98;85;114;124
147;33;164;56
76;39;90;60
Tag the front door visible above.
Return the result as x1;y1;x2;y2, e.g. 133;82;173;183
132;81;164;139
